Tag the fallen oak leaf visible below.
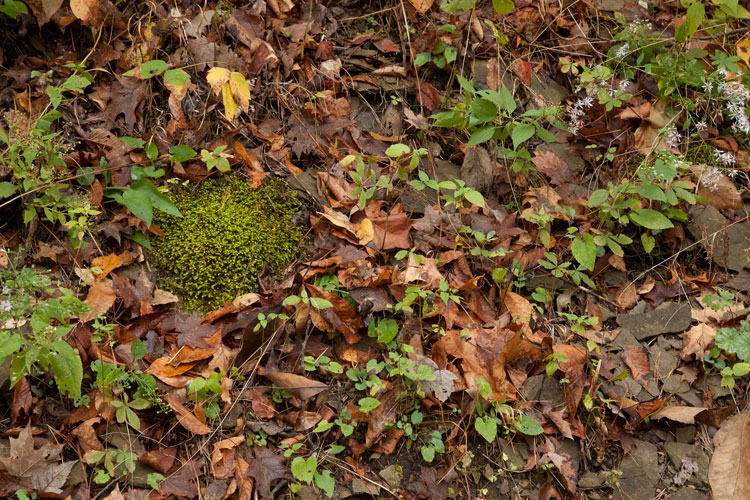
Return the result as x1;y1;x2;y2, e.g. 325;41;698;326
263;371;328;400
246;446;288;499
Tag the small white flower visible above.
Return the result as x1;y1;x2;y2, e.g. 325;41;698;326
703;81;713;93
713;149;736;167
616;44;629;58
0;300;11;312
695;121;708;132
1;285;8;295
665;126;681;149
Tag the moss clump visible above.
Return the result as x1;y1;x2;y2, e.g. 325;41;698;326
151;175;304;311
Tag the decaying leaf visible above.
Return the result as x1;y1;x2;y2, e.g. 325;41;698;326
264;372;328;400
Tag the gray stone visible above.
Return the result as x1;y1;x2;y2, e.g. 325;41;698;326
593;0;629;10
538;376;567;408
351;477;380;495
664;442;710;485
675;426;697;444
705;375;732;398
461;146;494;195
521;374;545;401
527;74;568;108
687;205;750;271
616;302;692;340
650;346;679;379
498;438;529;470
578;471;607;489
725;272;750;292
671;487;709;500
663;374;691;395
678;389;703;408
613;440;660;500
379;464;403;490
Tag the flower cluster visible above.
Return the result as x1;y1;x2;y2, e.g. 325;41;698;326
713;148;736;167
665;126;681;149
700;166;723;191
566;96;595;134
717;78;750;134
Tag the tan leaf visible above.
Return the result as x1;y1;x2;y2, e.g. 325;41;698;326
652;405;706;424
355;218;374;245
503;291;536;338
166;393;212;435
264;372;328;400
229;72;250;113
622;344;650;388
615;283;637;310
82;279;115;321
691;164;742;210
681;323;717;361
152;288;179;305
709;411;750;500
408;0;435;14
70;0;107;25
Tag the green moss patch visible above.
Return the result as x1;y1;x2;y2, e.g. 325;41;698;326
151;175;304;311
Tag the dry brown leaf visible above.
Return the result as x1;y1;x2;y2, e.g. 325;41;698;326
652;405;706;424
91;253;123;279
681;323;717;361
408;0;435;14
70;0;108;25
82;279;116;321
709;411;750;500
503;291;536;338
264;372;328;400
622;344;650;388
615;283;637;310
165;393;212;435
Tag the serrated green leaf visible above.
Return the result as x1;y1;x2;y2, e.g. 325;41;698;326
0;181;16;198
469;98;498;123
131;339;147;360
467;126;497;146
716;322;750;362
571;233;596;271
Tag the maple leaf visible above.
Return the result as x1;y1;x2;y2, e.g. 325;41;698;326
246;447;287;498
0;424;76;493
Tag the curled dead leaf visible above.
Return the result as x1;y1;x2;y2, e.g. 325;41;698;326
709;411;750;500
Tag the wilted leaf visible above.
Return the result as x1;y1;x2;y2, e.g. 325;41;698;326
681;323;717;361
709;411;750;500
652;405;707;424
408;0;435;13
247;447;288;499
82;279;116;321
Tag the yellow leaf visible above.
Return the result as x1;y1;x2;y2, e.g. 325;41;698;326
356;218;374;245
229;72;251;113
221;82;237;120
737;37;750;67
206;67;231;94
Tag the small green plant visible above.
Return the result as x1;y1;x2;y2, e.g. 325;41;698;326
188;371;224;419
289;455;335;498
414;40;458;69
0;0;27;18
85;446;138;484
0;264;97;402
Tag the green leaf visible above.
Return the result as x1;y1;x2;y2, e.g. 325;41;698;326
469;98;498;123
637;183;667;202
122;189;153;227
125;59;168;79
130;339;147;360
641;233;655;253
571;233;596;271
716;322;750;362
0;332;24;367
128;398;151;410
358;397;381;413
314;470;335;498
499;84;516;113
414;52;431;67
125;231;152;250
629;209;674;230
47;340;83;400
376;318;399;344
0;181;16;198
511;123;535;150
492;0;515;14
314;420;334;433
587;189;609;207
309;297;333;310
130;179;182;218
733;362;750;377
119;136;145;149
421;445;435;462
514;414;544;435
163;69;190;93
291;456;317;483
146;472;165;490
385;143;411;158
463;189;485;208
169;145;197;162
467;126;497;147
474;415;497;443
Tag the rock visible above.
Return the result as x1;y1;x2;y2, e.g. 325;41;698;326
296;485;320;500
527;74;568;108
725;272;750;292
687;205;750;271
538;376;567;408
671;487;710;500
650;346;679;378
578;471;607;489
521;374;545;401
351;477;380;495
379;464;403;489
616;301;692;340
592;0;629;10
498;438;529;470
461;146;494;195
664;442;709;485
663;374;691;395
613;440;660;500
675;425;697;443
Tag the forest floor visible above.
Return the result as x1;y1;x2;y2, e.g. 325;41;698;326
0;0;750;499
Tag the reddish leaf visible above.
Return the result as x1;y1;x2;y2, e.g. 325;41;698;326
622;344;650;388
246;447;288;499
165;394;211;435
416;81;440;110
